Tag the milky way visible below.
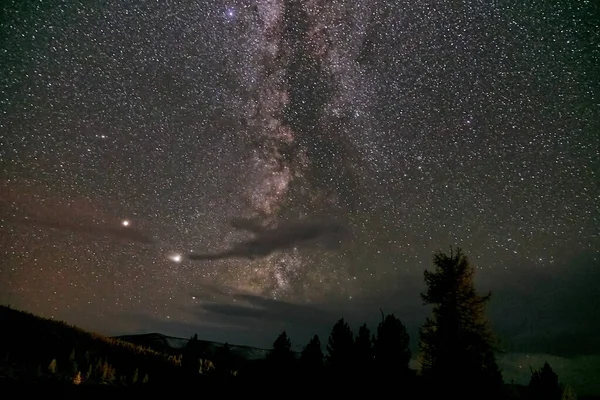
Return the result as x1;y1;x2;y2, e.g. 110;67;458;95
0;0;599;373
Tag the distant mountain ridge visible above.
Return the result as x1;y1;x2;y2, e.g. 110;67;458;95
114;333;274;361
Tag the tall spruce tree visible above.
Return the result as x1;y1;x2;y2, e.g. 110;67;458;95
268;331;295;369
374;312;411;379
181;333;201;377
300;334;324;371
327;318;354;376
354;323;374;373
418;247;503;397
529;362;563;400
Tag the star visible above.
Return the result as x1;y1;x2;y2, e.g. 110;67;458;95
168;254;182;263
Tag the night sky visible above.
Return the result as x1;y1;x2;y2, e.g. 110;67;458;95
1;0;599;393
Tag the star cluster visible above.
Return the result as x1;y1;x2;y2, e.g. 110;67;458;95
0;0;598;350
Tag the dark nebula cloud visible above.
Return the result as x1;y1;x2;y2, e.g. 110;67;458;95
187;217;351;261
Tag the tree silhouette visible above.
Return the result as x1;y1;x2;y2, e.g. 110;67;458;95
300;334;324;373
418;247;503;398
181;333;201;377
214;342;236;377
265;331;296;383
374;312;411;381
529;362;563;400
327;318;354;378
354;323;374;377
268;331;295;368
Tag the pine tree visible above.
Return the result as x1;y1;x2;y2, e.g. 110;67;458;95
529;362;563;400
107;365;116;383
73;371;82;385
354;323;374;375
300;334;324;376
374;312;411;380
101;361;116;383
561;384;577;400
327;318;354;377
202;359;215;373
268;331;295;367
181;335;201;377
418;247;503;398
142;373;149;384
214;342;237;376
48;359;57;374
95;358;104;379
132;367;139;384
86;364;92;381
68;349;77;376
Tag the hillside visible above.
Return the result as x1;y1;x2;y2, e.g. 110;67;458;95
0;306;182;388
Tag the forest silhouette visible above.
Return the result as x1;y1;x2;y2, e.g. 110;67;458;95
0;247;581;399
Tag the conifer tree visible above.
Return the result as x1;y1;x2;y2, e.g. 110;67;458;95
374;313;411;379
418;247;502;398
327;318;354;376
214;342;237;376
73;370;82;385
107;365;116;383
354;323;374;375
268;331;295;368
95;358;104;378
182;333;201;376
300;334;324;373
48;358;57;374
561;385;577;400
529;362;563;400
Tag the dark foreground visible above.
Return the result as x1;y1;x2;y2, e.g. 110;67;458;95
0;378;246;398
0;377;503;400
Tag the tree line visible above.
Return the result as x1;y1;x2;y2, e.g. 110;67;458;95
0;247;577;399
220;247;575;399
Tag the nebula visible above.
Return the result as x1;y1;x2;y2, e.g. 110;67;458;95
216;1;374;294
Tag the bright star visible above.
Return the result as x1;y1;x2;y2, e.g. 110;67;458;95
169;254;182;263
121;220;130;227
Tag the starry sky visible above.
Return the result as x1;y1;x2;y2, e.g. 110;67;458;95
1;0;599;393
